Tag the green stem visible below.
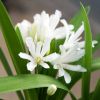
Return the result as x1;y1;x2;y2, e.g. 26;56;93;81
45;95;49;100
0;48;13;75
82;72;91;100
24;89;38;100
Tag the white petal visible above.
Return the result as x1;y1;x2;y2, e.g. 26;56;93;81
58;68;64;77
43;53;59;62
59;45;66;54
61;19;68;26
52;55;64;65
64;71;71;84
50;10;61;30
61;19;74;30
63;64;87;72
78;41;85;48
67;49;85;63
27;62;37;71
53;64;59;69
41;39;51;56
41;11;49;26
25;37;35;57
33;14;41;24
73;23;84;41
62;46;85;63
64;23;84;48
54;27;66;39
40;62;50;69
36;42;42;55
34;11;50;41
19;52;33;62
17;20;31;41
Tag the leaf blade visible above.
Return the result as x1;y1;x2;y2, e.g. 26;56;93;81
0;0;27;74
92;79;100;100
0;48;13;75
0;74;69;94
81;3;92;100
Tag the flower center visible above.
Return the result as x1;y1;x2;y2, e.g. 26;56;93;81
35;57;42;64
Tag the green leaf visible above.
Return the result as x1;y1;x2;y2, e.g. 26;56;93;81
79;91;94;100
0;0;28;74
0;74;69;94
70;93;77;100
81;3;92;100
0;48;13;75
92;79;100;100
15;26;26;52
0;48;24;100
50;39;57;53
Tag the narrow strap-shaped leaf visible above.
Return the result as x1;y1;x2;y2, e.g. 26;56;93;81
79;91;94;100
0;48;24;100
15;26;26;52
0;48;13;75
0;0;27;74
70;92;77;100
92;79;100;100
0;74;69;94
81;3;92;100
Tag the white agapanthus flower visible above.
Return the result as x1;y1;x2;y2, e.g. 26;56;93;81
17;10;74;42
52;44;87;83
19;37;59;71
63;22;98;50
17;11;97;84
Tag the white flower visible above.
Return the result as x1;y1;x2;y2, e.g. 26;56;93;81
16;20;31;42
54;19;74;39
33;10;74;41
33;10;61;41
17;10;74;42
19;37;59;71
63;22;98;50
52;44;86;83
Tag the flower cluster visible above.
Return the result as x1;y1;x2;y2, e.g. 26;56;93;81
18;10;97;83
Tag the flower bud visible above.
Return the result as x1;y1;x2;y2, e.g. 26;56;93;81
47;84;57;96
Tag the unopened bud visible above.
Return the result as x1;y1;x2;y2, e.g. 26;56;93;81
47;84;57;96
